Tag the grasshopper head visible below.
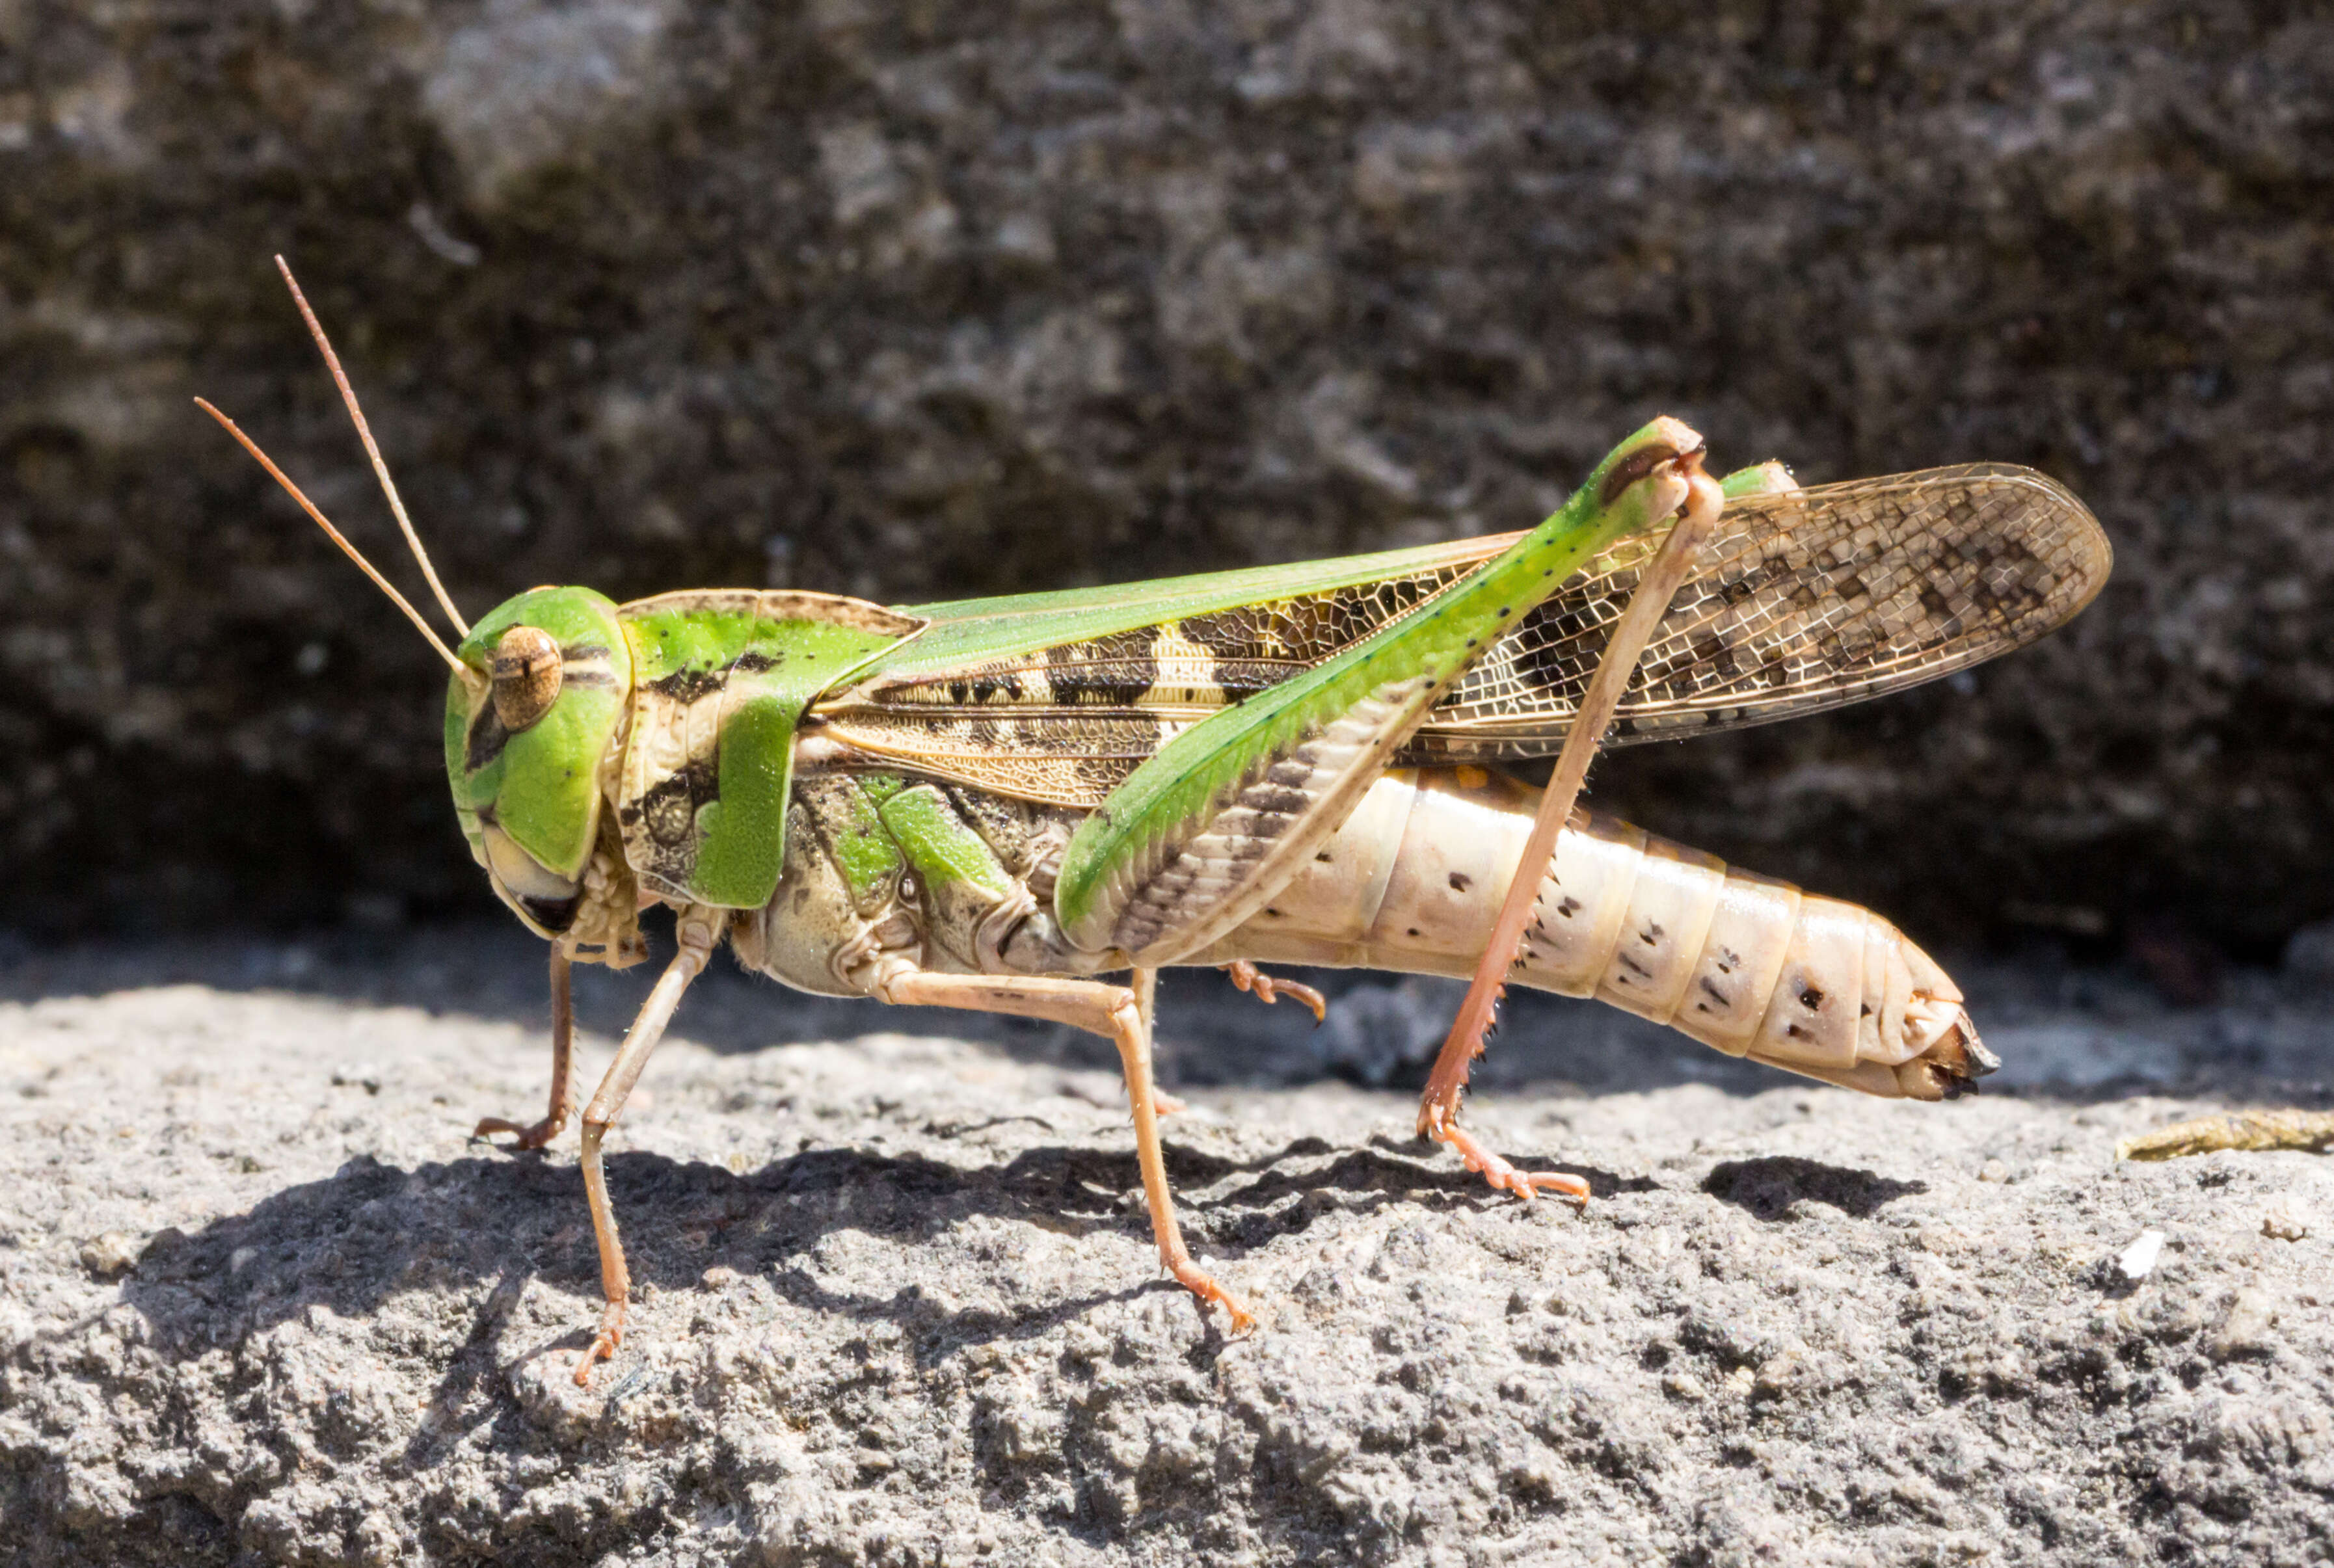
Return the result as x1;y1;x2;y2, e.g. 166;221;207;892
198;265;647;951
446;587;633;938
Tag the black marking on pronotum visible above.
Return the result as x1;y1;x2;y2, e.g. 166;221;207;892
1449;871;1472;892
647;666;726;704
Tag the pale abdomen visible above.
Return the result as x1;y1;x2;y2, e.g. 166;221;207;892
1189;769;1996;1101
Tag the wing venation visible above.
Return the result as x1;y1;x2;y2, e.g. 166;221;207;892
813;464;2110;806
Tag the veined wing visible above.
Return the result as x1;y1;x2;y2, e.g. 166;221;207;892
814;464;2110;806
1413;462;2113;758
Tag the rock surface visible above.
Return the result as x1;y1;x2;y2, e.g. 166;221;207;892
3;3;2331;948
5;930;2333;1564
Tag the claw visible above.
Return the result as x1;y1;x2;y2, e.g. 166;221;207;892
1168;1259;1257;1334
474;1110;567;1150
574;1303;625;1387
1222;960;1328;1024
1423;1111;1589;1206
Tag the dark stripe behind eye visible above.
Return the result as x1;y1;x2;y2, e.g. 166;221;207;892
466;703;511;772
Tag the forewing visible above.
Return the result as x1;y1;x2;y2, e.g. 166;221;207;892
1408;462;2113;760
814;464;2110;804
816;558;1474;803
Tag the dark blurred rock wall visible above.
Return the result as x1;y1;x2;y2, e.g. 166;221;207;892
2;1;2329;951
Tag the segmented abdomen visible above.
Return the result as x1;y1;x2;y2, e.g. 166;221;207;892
1191;768;1994;1100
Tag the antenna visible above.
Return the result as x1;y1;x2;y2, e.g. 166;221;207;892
195;397;467;674
272;255;471;636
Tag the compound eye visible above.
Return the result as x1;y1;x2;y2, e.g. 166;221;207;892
490;625;563;731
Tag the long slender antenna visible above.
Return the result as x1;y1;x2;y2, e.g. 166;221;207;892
195;397;467;674
272;254;472;636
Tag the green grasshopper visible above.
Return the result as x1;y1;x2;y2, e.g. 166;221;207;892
202;261;2110;1384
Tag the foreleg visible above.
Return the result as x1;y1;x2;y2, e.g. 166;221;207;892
474;944;576;1150
572;905;723;1385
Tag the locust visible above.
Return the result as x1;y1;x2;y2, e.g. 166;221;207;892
200;260;2111;1384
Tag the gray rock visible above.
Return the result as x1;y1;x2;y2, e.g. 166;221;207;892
5;934;2334;1564
2286;922;2334;982
1;3;2330;951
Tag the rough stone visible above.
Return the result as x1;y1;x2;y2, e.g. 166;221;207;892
1;3;2330;950
4;929;2333;1564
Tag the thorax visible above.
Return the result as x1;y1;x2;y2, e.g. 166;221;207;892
727;764;1105;998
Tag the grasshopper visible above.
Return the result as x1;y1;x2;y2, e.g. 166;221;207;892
202;261;2110;1383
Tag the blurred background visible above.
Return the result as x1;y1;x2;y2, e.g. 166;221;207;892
1;1;2328;982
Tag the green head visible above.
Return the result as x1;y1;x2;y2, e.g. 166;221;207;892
445;587;634;937
199;265;650;947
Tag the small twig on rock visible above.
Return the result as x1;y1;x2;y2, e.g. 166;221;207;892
2116;1110;2334;1162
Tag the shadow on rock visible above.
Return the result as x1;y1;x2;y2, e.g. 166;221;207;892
105;1134;1490;1366
5;925;1929;1096
1700;1156;1927;1221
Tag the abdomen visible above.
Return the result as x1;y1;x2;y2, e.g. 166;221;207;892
1187;769;1995;1101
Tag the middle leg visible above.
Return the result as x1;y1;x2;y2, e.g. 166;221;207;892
881;968;1253;1331
1222;959;1328;1023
